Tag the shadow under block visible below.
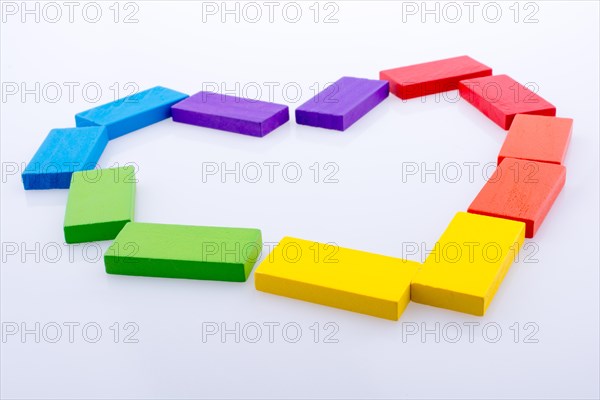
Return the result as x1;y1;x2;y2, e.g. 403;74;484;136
295;77;389;131
468;158;566;238
498;114;573;165
75;86;189;140
458;74;556;130
64;166;136;244
411;212;525;316
22;126;108;190
104;223;262;282
380;55;492;100
171;92;289;137
254;237;421;320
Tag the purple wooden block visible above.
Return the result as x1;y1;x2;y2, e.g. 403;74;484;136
171;92;289;137
295;77;389;131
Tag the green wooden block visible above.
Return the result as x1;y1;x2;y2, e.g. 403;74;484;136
64;166;136;244
104;222;262;282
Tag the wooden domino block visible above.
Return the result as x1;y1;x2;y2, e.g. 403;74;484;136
254;237;420;320
76;86;188;139
105;223;262;282
459;75;556;130
468;158;566;238
22;127;108;190
380;55;492;99
64;166;136;243
498;114;573;165
295;77;389;131
171;92;289;137
411;212;525;316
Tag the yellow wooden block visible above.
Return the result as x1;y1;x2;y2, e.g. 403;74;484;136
411;212;525;316
255;237;420;320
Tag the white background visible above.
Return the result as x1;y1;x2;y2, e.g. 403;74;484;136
1;1;599;399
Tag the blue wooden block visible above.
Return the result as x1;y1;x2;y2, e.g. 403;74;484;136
75;86;188;140
22;127;108;190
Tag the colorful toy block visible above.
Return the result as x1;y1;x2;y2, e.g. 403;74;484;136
19;53;571;322
380;55;492;100
255;237;420;320
171;92;289;137
64;166;136;243
76;86;188;140
22;127;108;190
105;223;262;282
295;77;389;131
468;158;566;238
498;114;573;165
459;74;556;130
411;212;525;316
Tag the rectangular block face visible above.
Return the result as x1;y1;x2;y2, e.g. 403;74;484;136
64;166;136;244
104;223;262;282
75;86;188;140
22;127;108;190
295;77;389;131
468;158;566;238
171;92;289;137
380;55;492;100
254;237;420;320
459;75;556;130
498;114;573;165
411;212;525;316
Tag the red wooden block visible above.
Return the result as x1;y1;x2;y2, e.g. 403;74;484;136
459;75;556;130
468;158;566;238
498;114;573;165
379;55;492;100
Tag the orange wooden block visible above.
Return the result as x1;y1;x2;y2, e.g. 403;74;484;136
468;158;566;238
498;114;573;165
